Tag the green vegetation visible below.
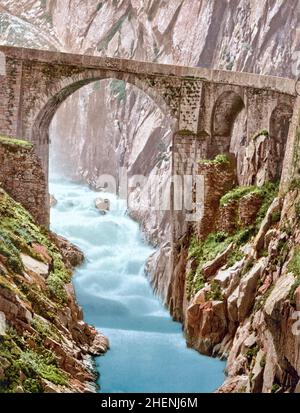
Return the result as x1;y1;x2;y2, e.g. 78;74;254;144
186;228;251;299
271;383;282;393
252;129;269;140
289;177;300;191
19;351;67;386
205;280;223;301
260;354;266;368
220;181;279;228
246;345;259;362
177;129;196;137
226;249;245;269
0;135;33;150
0;328;67;393
0;189;74;392
0;189;71;304
295;200;300;222
186;181;278;299
271;211;281;223
110;80;126;103
220;185;258;207
255;182;279;227
199;154;230;167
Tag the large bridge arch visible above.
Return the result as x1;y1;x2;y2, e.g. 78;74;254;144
30;69;179;175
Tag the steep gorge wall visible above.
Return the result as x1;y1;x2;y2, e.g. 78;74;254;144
0;187;108;393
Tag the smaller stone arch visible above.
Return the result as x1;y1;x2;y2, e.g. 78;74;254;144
210;91;245;157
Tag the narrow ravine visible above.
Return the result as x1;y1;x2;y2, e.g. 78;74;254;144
49;177;226;393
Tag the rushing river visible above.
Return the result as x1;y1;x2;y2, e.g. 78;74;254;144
49;178;226;393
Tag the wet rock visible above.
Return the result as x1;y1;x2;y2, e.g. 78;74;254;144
95;198;110;215
51;234;84;269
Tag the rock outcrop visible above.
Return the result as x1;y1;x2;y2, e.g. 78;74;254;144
0;188;108;393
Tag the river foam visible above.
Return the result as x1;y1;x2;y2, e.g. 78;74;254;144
50;178;225;393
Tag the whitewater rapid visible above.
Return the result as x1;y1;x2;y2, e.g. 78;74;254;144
50;178;225;393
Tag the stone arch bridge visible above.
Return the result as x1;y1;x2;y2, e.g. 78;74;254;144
0;45;299;230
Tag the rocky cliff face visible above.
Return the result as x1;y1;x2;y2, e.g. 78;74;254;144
174;171;300;393
0;178;108;393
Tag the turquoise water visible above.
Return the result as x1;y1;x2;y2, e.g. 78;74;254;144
50;178;225;393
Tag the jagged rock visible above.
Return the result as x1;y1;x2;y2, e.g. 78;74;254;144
146;242;172;302
226;321;251;377
31;243;52;264
215;259;244;296
51;234;84;269
253;198;281;253
202;243;234;279
217;375;249;393
250;350;266;393
0;287;32;324
42;379;65;394
198;157;237;239
227;287;239;322
295;286;300;312
237;259;267;321
50;194;58;208
186;296;228;355
88;331;110;355
21;253;49;278
95;198;110;215
264;274;295;317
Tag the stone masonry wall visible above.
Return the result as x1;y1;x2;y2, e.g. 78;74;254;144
0;139;48;226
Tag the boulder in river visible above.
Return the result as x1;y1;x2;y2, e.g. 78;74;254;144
95;198;110;215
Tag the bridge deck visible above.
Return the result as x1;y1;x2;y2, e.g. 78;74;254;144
0;45;296;96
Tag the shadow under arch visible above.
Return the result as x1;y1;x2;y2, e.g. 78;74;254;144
210;90;245;158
